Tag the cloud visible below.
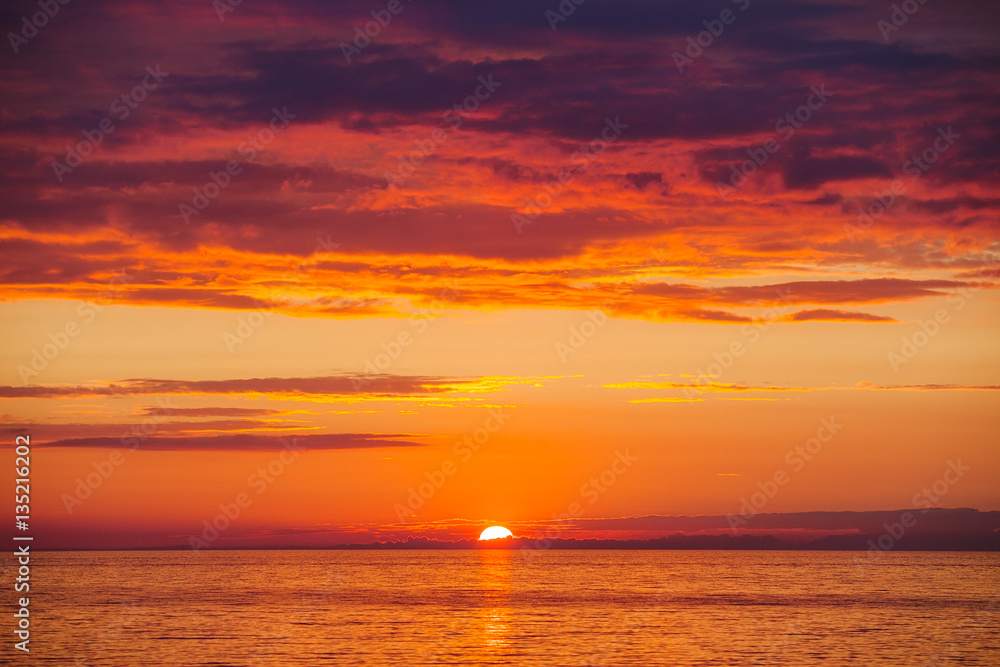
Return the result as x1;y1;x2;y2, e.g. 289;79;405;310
34;433;423;451
714;278;967;305
623;171;663;190
0;374;480;399
603;381;1000;395
633;277;973;309
855;383;1000;392
511;508;1000;537
785;308;896;322
676;308;752;323
137;406;283;417
782;154;893;190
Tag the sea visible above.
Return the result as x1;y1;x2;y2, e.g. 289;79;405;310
18;550;1000;665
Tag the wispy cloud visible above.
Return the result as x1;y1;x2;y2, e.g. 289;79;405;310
33;433;423;451
0;374;490;399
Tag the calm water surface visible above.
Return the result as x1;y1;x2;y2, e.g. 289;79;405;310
18;550;1000;665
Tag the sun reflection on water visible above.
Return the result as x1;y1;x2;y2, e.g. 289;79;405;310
477;549;513;655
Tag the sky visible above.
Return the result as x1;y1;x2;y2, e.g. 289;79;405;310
0;0;998;548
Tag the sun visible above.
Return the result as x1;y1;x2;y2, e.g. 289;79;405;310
478;526;513;541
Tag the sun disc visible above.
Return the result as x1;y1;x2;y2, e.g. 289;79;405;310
479;526;513;541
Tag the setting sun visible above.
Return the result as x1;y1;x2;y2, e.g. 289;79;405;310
478;526;514;541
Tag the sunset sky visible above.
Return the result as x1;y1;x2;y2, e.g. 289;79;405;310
1;0;998;548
